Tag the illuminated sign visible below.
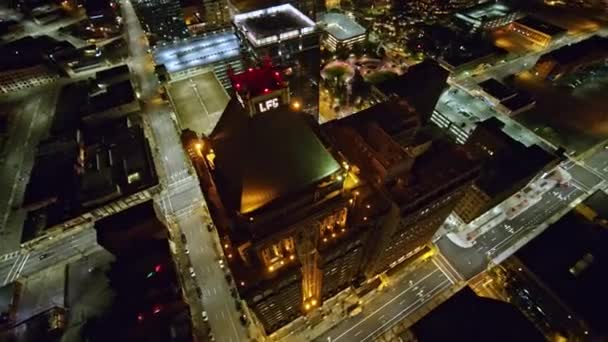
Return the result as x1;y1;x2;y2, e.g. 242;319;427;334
258;98;280;112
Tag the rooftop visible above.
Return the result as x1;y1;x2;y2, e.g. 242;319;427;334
583;190;608;219
540;36;608;66
321;13;366;41
478;78;516;102
154;31;241;73
210;100;341;215
515;16;567;36
408;287;544;342
457;2;513;21
233;4;315;47
516;212;608;335
230;62;286;98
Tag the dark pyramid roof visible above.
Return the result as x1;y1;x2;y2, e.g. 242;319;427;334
210;99;341;215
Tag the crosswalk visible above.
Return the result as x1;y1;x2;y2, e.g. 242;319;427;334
2;252;29;286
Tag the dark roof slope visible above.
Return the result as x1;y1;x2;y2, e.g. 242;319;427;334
516;16;566;36
409;287;544;342
210;100;341;215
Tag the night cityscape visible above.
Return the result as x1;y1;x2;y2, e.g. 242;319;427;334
1;0;608;341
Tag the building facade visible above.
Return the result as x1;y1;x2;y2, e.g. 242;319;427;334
132;0;190;43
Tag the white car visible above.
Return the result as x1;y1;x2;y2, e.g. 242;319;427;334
202;311;208;321
189;267;196;278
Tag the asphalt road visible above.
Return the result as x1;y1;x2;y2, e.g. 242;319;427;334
0;86;59;254
0;227;99;286
121;1;249;341
438;153;604;280
317;260;452;342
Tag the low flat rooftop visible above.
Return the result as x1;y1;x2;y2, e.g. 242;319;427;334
458;2;512;21
583;190;608;218
516;212;608;335
321;13;366;41
210;100;341;215
234;4;315;46
541;36;608;65
515;16;567;36
478;78;516;101
167;71;229;135
408;287;544;342
154;31;241;73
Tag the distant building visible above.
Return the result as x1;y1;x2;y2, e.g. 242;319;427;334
132;0;190;43
507;16;567;48
320;13;366;52
182;0;231;34
544;0;608;12
402;287;545;342
454;118;560;223
407;0;484;19
372;59;450;123
455;2;523;31
475;78;535;116
84;0;119;28
233;4;321;114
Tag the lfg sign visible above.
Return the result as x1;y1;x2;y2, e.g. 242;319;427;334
258;98;280;113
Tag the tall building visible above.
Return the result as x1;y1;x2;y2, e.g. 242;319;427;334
182;0;231;34
454;118;560;223
323;100;481;276
196;99;391;333
132;0;189;43
233;4;321;115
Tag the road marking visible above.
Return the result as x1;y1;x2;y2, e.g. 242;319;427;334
221;311;225;319
213;287;217;295
378;314;385;321
332;268;441;341
3;254;22;285
15;253;30;280
224;302;241;341
354;330;363;337
360;280;450;342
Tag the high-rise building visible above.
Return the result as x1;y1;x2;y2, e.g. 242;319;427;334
181;0;231;34
233;4;321;115
196;99;391;334
132;0;189;43
323;100;481;276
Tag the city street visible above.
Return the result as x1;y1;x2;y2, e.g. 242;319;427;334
0;86;59;255
0;227;100;286
120;1;249;341
316;260;452;342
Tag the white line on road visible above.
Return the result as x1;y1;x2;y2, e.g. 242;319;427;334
360;279;451;342
354;330;363;337
14;253;30;280
332;268;441;341
3;254;22;285
224;302;241;342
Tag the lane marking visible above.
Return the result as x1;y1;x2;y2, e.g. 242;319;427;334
332;268;441;341
360;280;451;342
